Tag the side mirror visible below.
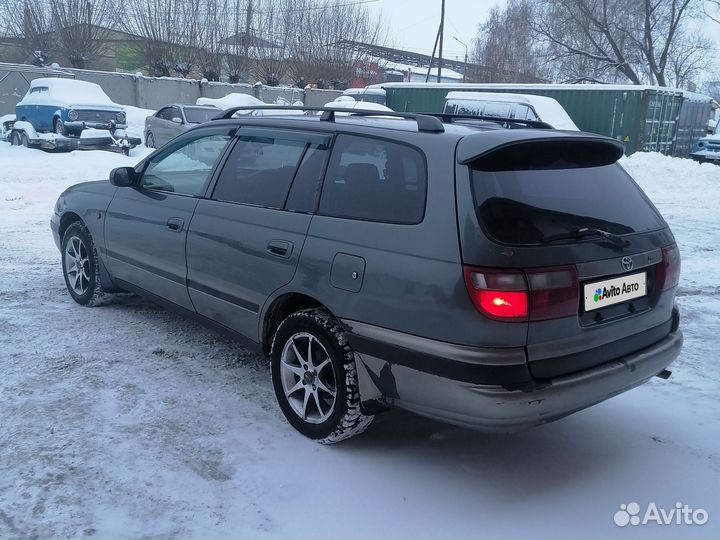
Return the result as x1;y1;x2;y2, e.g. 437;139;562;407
109;166;137;187
171;117;183;124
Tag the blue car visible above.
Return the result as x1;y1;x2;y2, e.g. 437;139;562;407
690;121;720;163
15;77;128;136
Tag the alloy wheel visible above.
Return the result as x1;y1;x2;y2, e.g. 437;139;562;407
64;236;90;296
279;332;337;424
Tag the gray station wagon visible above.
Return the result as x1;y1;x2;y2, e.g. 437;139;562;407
51;107;683;443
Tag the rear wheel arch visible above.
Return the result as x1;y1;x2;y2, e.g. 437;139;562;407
261;292;326;356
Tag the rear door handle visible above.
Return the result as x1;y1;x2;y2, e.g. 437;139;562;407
166;217;184;232
267;240;293;258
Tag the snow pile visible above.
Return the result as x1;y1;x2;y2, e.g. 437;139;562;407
123;105;156;142
0;144;718;539
196;92;265;110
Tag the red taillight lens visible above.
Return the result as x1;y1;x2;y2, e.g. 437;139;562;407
464;266;579;322
463;268;528;321
526;266;579;321
657;244;681;291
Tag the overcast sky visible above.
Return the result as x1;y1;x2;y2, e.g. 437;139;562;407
365;0;500;60
366;0;720;76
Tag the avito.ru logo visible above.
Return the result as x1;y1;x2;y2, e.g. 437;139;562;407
614;502;709;527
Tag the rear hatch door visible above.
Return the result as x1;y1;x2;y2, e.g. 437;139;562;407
455;131;679;379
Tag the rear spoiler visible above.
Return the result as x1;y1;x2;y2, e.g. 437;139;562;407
456;131;625;168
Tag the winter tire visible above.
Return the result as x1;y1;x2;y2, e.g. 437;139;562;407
21;132;30;147
61;222;109;307
271;308;373;444
146;132;155;148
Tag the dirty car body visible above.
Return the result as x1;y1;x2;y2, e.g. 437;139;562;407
51;107;683;441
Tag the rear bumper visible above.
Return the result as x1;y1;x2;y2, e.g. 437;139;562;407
346;320;682;432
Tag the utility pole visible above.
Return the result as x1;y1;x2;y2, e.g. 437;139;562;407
437;0;445;83
425;28;440;83
243;0;253;76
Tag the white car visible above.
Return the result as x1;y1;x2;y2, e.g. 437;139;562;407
443;91;579;130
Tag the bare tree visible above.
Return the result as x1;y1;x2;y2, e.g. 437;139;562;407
534;0;709;87
251;0;294;85
288;0;386;87
121;0;192;76
2;0;55;65
49;0;120;69
471;0;547;82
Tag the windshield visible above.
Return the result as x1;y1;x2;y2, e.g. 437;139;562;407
184;107;218;124
471;164;666;245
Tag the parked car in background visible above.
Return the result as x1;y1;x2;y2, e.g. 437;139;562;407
15;78;128;136
51;105;682;443
690;121;720;163
145;104;219;148
443;91;579;130
324;96;393;114
341;87;386;106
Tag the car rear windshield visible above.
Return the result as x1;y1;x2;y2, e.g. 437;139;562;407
184;107;218;124
471;163;666;245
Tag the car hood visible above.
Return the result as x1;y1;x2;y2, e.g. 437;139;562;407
62;179;115;196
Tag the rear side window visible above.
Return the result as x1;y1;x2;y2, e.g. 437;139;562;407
471;148;666;245
213;135;306;208
319;135;426;224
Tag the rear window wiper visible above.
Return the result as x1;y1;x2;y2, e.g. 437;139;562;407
540;227;629;247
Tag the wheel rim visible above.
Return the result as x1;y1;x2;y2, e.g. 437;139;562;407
64;236;91;295
280;332;337;424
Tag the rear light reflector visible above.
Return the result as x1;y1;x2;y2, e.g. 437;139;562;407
526;266;579;321
463;266;579;322
657;243;681;291
463;268;528;321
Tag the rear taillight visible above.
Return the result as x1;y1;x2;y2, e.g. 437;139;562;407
657;243;681;291
526;266;579;321
463;268;528;321
463;266;579;322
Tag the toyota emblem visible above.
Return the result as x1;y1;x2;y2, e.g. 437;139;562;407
621;256;634;271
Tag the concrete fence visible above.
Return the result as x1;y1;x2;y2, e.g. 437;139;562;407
0;62;342;115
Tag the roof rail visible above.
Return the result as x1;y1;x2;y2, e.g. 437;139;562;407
430;113;554;130
211;105;445;133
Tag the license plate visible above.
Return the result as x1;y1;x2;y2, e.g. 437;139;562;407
583;272;647;311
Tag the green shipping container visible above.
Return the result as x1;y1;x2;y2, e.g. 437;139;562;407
382;83;712;156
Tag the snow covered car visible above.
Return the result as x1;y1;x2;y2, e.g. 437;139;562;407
145;104;219;149
443;91;579;130
10;78;140;153
16;78;128;136
340;87;387;106
689;122;720;163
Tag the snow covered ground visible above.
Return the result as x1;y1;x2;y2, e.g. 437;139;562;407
0;145;718;539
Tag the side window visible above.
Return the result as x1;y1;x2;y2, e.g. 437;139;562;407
212;135;307;208
483;101;513;118
141;133;231;196
319;135;427;224
157;107;173;121
285;143;329;213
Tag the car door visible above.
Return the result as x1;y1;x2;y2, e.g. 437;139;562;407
167;106;185;142
186;127;330;340
104;127;233;310
153;107;175;147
